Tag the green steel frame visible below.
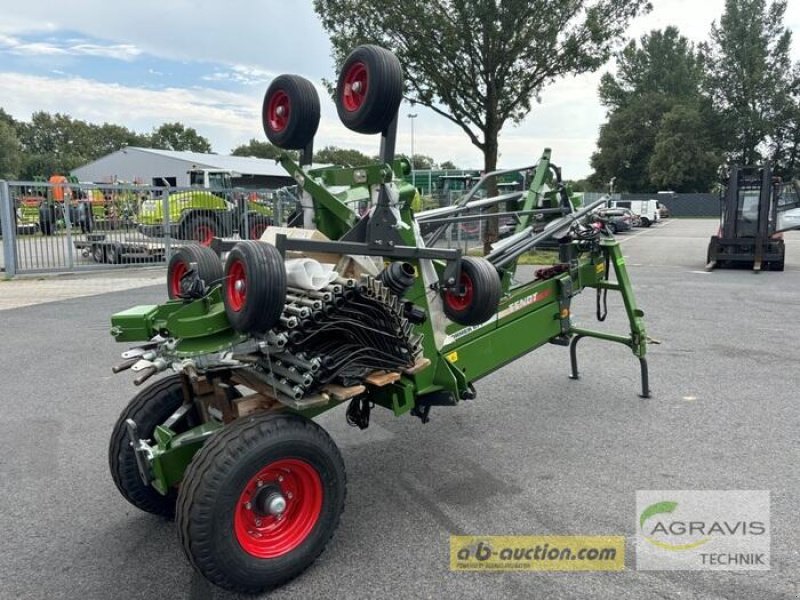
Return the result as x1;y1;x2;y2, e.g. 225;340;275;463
110;148;649;496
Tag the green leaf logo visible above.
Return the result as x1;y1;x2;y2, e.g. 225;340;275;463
640;501;678;529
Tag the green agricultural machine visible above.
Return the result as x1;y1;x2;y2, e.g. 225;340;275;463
138;168;274;245
107;45;650;593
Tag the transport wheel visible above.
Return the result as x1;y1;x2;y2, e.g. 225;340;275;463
263;75;320;150
184;216;218;247
108;375;188;517
641;217;651;227
167;245;224;299
442;256;502;326
223;241;287;333
336;45;403;134
177;412;346;594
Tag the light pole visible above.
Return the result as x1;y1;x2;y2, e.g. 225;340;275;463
408;113;418;186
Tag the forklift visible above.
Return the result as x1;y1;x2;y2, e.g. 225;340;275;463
706;163;800;271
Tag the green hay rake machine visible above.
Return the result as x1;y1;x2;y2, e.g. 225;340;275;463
107;45;650;593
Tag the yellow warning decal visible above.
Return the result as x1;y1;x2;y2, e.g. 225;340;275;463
446;351;459;363
595;263;605;274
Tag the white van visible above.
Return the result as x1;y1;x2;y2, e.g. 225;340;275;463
609;199;660;227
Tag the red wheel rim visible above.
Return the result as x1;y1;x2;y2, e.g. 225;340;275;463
342;62;368;112
267;90;290;132
195;224;214;246
170;261;187;297
227;259;247;312
234;458;323;559
444;272;474;312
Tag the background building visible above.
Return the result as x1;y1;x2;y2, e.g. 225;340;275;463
71;147;296;189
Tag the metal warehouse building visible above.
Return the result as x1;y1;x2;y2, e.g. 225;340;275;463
71;147;296;189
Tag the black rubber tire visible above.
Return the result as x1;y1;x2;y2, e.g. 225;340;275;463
167;245;224;299
108;375;187;518
641;217;651;227
39;205;55;236
223;241;287;333
442;256;502;326
336;45;403;134
181;215;219;246
177;412;347;594
107;243;123;264
608;223;617;234
263;75;320;150
243;215;271;240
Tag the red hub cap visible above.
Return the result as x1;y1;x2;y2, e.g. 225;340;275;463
226;259;247;312
267;90;291;132
444;272;474;312
342;62;368;112
170;261;187;297
234;458;323;559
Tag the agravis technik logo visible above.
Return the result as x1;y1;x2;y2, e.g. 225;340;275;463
636;491;770;571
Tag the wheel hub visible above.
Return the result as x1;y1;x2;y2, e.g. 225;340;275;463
252;484;287;517
235;279;246;294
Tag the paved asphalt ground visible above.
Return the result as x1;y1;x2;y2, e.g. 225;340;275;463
1;219;799;600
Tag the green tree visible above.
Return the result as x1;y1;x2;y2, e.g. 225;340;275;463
314;0;650;249
440;160;459;170
314;145;373;166
770;64;800;176
591;27;717;191
150;122;212;153
0;120;22;178
702;0;794;165
648;104;721;191
590;95;670;191
231;138;297;160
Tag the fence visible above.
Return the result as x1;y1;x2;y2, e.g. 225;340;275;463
0;181;298;277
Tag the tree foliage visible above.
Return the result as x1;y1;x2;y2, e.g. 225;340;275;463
648;104;721;190
591;27;722;192
313;145;373;166
0;109;217;179
231;138;296;160
701;0;794;167
314;0;650;249
0;120;22;179
150;122;212;153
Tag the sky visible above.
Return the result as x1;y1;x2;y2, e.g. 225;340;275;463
0;1;798;179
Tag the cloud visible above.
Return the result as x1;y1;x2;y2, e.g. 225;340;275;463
202;64;278;86
2;35;141;61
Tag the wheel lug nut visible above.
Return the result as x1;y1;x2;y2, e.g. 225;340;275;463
278;475;284;482
245;502;252;510
255;519;262;526
287;492;293;500
257;480;263;487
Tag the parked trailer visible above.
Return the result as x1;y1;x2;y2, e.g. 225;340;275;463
74;234;169;264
